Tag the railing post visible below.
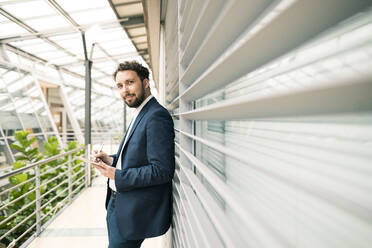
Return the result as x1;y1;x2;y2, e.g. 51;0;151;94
35;166;41;235
88;145;91;186
85;145;91;188
68;154;72;203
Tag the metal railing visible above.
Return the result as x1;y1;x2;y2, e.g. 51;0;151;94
0;146;91;248
58;130;123;153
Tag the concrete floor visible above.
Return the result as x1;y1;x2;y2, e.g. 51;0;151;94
27;175;165;248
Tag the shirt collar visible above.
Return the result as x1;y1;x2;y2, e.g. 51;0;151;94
134;95;153;116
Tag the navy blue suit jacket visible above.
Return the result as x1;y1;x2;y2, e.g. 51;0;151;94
106;97;175;240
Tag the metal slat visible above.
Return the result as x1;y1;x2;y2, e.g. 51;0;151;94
179;73;372;120
165;0;372;247
174;166;223;248
179;0;371;102
173;181;200;248
180;0;270;81
177;143;281;247
173;191;193;248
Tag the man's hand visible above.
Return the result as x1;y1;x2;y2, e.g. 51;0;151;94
92;150;113;165
91;161;116;180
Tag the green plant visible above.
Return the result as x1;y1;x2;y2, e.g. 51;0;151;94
0;132;85;248
0;131;42;247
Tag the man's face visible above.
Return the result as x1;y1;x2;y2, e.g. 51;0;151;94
115;70;148;108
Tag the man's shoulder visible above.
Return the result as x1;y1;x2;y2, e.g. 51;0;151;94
148;99;170;114
145;101;172;122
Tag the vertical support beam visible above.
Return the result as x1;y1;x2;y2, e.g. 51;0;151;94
82;32;92;188
35;166;41;235
84;59;92;146
82;32;92;147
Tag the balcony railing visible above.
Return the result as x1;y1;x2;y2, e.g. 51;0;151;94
0;146;92;248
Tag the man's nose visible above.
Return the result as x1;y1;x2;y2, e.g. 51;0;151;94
120;85;129;94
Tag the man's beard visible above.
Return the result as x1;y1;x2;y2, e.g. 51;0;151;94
125;83;145;108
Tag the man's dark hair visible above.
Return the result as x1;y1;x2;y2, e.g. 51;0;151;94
113;61;149;82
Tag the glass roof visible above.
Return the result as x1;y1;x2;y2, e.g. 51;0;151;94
0;0;151;129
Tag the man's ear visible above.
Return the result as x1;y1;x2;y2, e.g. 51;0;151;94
143;78;150;89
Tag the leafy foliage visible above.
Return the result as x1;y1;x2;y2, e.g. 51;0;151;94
0;132;87;248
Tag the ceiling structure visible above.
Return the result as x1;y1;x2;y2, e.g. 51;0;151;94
108;0;149;64
0;0;151;129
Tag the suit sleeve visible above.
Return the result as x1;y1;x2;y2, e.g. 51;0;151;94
114;110;175;192
109;154;117;167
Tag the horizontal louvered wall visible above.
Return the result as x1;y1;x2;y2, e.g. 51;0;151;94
163;0;372;247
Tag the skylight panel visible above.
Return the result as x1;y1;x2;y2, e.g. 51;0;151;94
69;90;84;100
67;68;85;76
2;0;55;19
92;84;115;96
13;40;58;54
0;101;15;111
42;66;60;79
13;98;31;112
60;72;81;84
57;0;107;12
31;102;43;112
0;70;11;80
50;37;83;49
7;76;34;93
93;61;117;71
117;55;145;64
50;56;78;66
0;22;29;37
49;33;81;43
91;69;105;78
100;39;133;49
24;15;71;31
26;86;39;97
37;50;71;61
90;49;105;59
10;38;49;48
96;78;115;88
109;46;137;56
70;8;116;25
51;41;83;58
100;29;130;41
95;65;112;74
1;71;21;84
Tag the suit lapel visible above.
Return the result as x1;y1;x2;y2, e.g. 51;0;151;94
115;135;126;164
123;97;156;150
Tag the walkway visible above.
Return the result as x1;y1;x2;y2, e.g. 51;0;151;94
27;175;165;248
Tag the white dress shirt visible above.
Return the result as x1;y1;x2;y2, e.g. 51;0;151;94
109;95;153;192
